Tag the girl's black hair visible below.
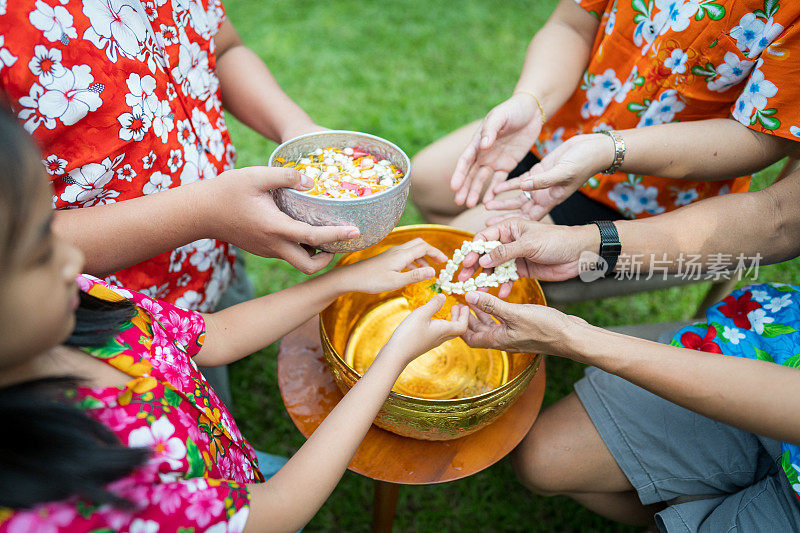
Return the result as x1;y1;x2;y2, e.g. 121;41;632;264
0;109;149;509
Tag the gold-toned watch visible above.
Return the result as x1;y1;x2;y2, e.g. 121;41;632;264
597;129;625;175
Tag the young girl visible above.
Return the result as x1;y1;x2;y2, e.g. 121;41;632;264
0;111;469;532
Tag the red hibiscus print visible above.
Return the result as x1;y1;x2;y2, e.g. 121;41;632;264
718;293;760;329
680;325;723;354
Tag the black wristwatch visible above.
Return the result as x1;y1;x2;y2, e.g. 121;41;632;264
592;220;621;274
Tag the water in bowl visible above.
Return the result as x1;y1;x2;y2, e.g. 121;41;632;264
344;297;509;400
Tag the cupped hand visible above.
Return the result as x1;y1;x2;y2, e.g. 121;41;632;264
484;133;614;221
338;238;448;294
207;166;360;274
384;294;470;366
462;290;586;357
450;94;544;208
457;218;598;296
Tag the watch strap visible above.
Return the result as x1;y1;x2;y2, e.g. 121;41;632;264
592;220;621;274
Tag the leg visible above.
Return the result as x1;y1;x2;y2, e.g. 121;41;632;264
410;120;482;225
372;480;400;533
511;392;659;526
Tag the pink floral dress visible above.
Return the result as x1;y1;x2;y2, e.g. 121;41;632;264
0;275;263;532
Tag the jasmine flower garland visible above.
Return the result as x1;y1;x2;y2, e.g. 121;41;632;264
436;240;518;295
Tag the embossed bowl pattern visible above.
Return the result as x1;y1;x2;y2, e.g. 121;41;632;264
268;130;411;253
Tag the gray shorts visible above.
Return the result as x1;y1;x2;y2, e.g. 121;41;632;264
575;366;800;532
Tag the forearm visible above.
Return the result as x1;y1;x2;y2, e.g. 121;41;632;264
53;180;209;277
567;324;800;444
564;171;800;271
216;35;314;143
616;118;795;180
244;350;405;532
197;269;348;366
514;0;598;117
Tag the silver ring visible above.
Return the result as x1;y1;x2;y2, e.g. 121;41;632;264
523;190;532;200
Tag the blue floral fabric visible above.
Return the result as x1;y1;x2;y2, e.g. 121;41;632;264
671;282;800;504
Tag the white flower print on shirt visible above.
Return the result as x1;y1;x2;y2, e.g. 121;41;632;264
43;154;68;175
167;149;183;172
721;325;745;345
746;307;774;335
142;171;172;195
608;182;665;215
730;13;784;59
673;187;698;206
751;289;771;303
124;73;157;111
142;150;156;169
29;0;77;44
128;417;186;469
653;0;694;34
732;59;778;126
150;99;175;144
118;105;151;141
174;290;202;309
192;108;223;160
172;31;211;99
28;45;65;85
582;69;622;119
116;164;136;181
82;0;148;62
176;118;197;147
0;35;17;73
636;89;685;127
61;154;125;207
18;83;55;133
142;1;157;21
707;52;755;93
764;294;792;313
38;64;104;127
158;24;179;46
664;48;688;74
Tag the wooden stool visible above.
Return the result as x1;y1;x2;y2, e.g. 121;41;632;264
277;319;547;532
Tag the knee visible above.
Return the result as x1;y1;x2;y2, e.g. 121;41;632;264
409;151;443;206
510;426;574;497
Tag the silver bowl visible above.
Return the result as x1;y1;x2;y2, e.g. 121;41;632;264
268;130;411;253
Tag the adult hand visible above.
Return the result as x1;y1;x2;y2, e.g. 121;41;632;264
462;291;586;357
450;93;544;208
384;294;470;365
206;166;360;274
484;133;614;221
458;218;599;296
337;238;448;294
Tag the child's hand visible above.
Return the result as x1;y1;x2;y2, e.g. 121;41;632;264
383;294;470;366
338;238;448;294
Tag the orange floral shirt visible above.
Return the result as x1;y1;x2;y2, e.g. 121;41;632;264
534;0;800;218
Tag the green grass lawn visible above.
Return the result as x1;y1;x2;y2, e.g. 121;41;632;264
223;1;799;530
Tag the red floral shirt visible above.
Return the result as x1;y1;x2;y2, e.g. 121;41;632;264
0;275;262;532
0;0;237;311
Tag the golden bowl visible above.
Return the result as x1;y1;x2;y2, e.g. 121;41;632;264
320;224;545;441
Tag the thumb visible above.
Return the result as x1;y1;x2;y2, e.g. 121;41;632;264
479;240;529;268
416;293;446;320
255;166;313;191
464;291;515;322
479;109;507;148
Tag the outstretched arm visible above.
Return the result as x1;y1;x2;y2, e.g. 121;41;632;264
489;118;799;220
215;20;322;143
463;291;800;445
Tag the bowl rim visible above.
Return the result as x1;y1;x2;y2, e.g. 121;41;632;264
268;130;412;204
319;223;546;405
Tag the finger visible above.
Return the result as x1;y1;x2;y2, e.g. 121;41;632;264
482;170;509;204
464;165;493;208
273;240;334;274
479;109;507;149
451;136;480;192
415;293;447;320
273;216;360;247
478;240;530;268
484;195;527;212
400;266;436;284
498;281;513;298
465;291;516;322
471;301;497;326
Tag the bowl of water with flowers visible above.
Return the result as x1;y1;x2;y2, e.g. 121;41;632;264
268;130;411;253
319;225;546;441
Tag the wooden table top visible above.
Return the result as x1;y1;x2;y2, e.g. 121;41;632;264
277;318;547;485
